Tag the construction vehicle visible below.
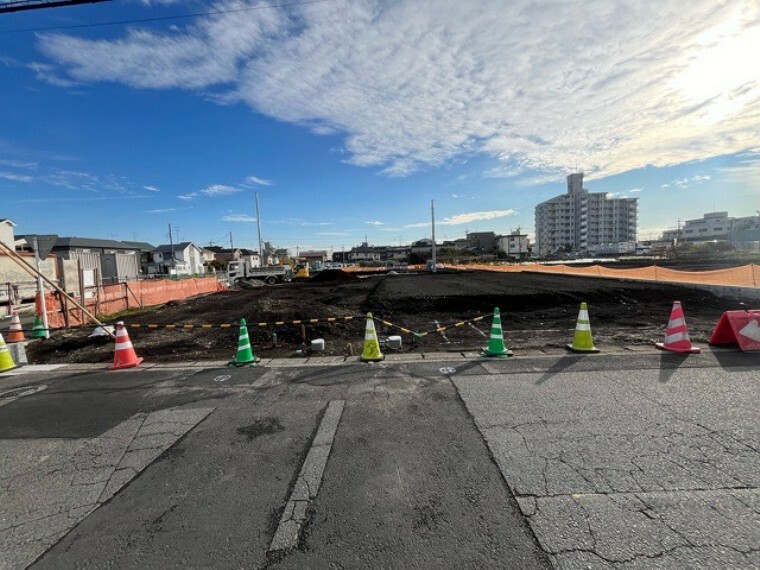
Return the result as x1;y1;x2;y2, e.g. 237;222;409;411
227;260;292;285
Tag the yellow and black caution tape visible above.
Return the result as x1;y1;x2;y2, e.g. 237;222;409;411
124;316;357;330
415;314;489;337
375;318;415;335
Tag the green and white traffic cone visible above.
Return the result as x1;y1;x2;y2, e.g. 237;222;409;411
566;302;600;353
31;315;47;339
481;307;513;357
228;318;259;367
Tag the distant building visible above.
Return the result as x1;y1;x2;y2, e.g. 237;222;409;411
467;231;496;252
681;212;731;242
667;211;760;249
299;250;328;264
496;231;530;259
238;249;262;268
535;173;638;256
152;242;205;276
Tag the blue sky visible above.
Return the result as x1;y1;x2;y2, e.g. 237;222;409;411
1;0;758;252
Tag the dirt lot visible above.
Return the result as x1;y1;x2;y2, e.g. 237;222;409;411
26;270;748;363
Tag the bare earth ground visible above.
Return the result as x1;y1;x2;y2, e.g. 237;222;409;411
26;270;747;363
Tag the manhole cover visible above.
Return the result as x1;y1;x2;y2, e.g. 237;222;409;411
0;384;48;399
213;375;232;383
439;367;457;375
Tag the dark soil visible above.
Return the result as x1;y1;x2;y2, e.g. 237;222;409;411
26;271;748;363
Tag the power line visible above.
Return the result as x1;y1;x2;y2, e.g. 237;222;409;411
0;0;109;15
0;0;331;34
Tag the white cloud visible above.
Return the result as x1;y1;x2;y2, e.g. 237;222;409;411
717;153;760;187
244;175;272;186
628;188;643;193
365;220;384;226
406;209;516;227
143;185;160;191
222;214;257;222
147;207;176;213
199;184;241;196
36;1;760;180
0;172;33;182
0;159;37;169
178;192;197;200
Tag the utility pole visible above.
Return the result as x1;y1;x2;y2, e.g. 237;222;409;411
255;192;265;267
32;236;50;339
431;199;437;273
168;223;174;275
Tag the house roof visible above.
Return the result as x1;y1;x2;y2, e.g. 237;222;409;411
154;242;195;254
54;237;141;250
0;219;17;226
123;241;156;252
238;248;261;256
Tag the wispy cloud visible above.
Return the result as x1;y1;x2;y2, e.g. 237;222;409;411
663;174;711;189
36;1;760;180
365;220;384;226
178;192;198;200
16;195;154;204
244;175;272;186
199;184;241;196
406;209;517;227
716;153;760;187
0;172;33;183
147;207;176;213
143;185;160;192
0;159;38;169
222;214;257;222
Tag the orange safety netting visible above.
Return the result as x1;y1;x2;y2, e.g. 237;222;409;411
446;263;759;288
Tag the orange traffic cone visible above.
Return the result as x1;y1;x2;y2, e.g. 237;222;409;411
656;301;700;354
7;312;25;343
109;321;143;370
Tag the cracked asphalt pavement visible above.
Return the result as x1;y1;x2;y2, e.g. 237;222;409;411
0;350;757;569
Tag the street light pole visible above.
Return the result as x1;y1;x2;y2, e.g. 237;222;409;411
431;199;437;273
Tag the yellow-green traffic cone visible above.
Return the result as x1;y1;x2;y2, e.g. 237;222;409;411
360;313;384;362
31;315;47;339
0;332;17;373
482;307;513;357
228;318;259;367
567;302;600;353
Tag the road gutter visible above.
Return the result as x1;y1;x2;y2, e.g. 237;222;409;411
268;399;345;552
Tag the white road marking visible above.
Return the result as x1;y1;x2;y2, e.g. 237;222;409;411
213;374;232;383
269;400;345;552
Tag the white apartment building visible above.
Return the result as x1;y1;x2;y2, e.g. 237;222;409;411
535;173;638;256
495;231;530;259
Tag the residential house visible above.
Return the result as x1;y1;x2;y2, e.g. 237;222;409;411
299;250;328;265
152;242;205;276
238;248;262;268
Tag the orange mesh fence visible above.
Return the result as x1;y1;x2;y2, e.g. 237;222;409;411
453;263;759;288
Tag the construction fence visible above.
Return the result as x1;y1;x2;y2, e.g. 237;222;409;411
446;263;760;289
40;277;226;329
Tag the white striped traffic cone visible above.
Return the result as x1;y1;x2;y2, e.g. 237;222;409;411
655;301;700;354
109;321;144;370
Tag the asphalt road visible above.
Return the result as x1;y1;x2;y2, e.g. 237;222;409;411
1;351;758;569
